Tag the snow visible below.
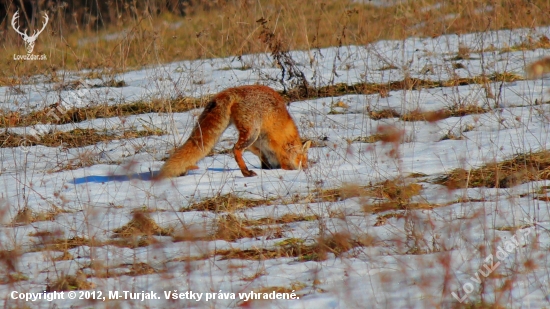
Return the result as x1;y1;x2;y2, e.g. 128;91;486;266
1;25;550;308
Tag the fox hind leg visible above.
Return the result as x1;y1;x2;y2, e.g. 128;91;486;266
233;127;260;177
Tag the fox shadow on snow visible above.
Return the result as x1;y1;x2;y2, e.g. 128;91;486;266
70;168;239;184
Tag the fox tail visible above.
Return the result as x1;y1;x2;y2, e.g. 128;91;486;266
154;100;230;179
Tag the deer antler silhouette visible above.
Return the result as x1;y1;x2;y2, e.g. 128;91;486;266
11;10;49;54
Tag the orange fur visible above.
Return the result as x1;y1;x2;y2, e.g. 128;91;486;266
154;85;311;179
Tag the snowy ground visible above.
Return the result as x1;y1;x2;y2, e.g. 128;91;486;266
1;25;550;308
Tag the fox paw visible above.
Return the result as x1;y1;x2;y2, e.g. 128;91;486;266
242;170;257;177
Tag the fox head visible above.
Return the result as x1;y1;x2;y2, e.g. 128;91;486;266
293;140;312;170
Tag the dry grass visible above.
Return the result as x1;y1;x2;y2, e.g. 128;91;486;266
184;193;271;212
216;232;362;261
288;74;523;101
314;179;422;202
314;180;436;215
3;0;549;81
108;235;162;249
0;127;165;149
363;201;435;214
353;134;388;144
46;150;108;173
112;211;173;238
494;224;535;232
313;183;371;203
46;272;94;292
0;249;21;273
532;185;550;202
452;303;508;309
401;105;487;122
11;206;68;225
0;97;204;128
212;214;283;242
376;180;423;200
0;75;509;130
368;108;402;120
367;105;487;123
373;125;405;158
127;262;157;276
244;213;319;226
508;34;550;52
104;211;174;248
54;251;74;262
0;272;28;285
436;150;550;189
36;236;94;252
374;213;406;226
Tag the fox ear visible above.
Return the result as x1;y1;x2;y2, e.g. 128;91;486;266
302;140;312;152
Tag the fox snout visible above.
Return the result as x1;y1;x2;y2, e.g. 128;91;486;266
296;140;312;170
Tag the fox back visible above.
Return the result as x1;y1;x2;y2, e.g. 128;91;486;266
155;85;311;179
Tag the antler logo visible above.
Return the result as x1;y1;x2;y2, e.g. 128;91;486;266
11;10;49;54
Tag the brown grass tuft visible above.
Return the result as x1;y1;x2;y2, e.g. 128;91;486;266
313;183;371;202
0;249;21;273
314;232;357;259
512;35;550;51
375;125;404;144
353;134;387;144
12;206;67;225
127;262;157;276
364;201;435;214
215;248;282;261
54;251;74;261
37;236;94;252
315;180;422;205
185;194;270;212
369;108;401;120
212;214;283;242
436;150;550;189
216;233;361;262
0;249;27;284
112;211;172;238
245;213;319;226
401;109;449;122
0;97;204;128
374;213;406;226
285;74;524;101
371;104;486;124
0;272;28;285
377;180;422;200
46;272;94;292
401;104;486;122
0;128;165;150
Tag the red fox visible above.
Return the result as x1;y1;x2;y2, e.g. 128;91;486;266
154;85;311;179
